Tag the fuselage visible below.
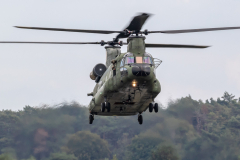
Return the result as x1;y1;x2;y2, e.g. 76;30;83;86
88;36;161;116
88;55;161;115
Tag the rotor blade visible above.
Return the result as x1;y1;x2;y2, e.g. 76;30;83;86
0;41;101;44
150;27;240;34
145;43;209;49
15;26;124;34
126;13;151;31
115;13;151;40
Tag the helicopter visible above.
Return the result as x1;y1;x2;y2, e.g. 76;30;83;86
1;13;240;125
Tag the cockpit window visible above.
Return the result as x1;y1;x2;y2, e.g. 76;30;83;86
136;57;143;63
122;52;153;65
125;57;134;64
143;57;152;64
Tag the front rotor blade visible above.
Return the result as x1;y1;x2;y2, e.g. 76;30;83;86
126;13;151;31
150;27;240;34
15;26;124;34
145;43;209;49
0;41;101;44
115;13;151;40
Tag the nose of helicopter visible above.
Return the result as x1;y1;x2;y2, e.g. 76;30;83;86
132;64;151;76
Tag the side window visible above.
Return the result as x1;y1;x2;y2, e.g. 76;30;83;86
120;59;124;67
120;67;128;77
120;54;132;77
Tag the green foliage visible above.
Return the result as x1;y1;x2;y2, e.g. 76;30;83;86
111;155;118;160
47;152;77;160
64;131;110;160
0;92;240;160
127;132;164;160
150;145;179;160
0;153;15;160
0;148;16;160
21;156;36;160
221;91;236;103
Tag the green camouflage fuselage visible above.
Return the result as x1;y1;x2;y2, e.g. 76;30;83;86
88;36;161;116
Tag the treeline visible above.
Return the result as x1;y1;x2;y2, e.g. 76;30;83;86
0;92;240;160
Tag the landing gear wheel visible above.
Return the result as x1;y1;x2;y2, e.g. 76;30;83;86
154;103;159;113
101;102;105;112
138;115;143;125
89;115;94;124
106;102;111;112
149;103;153;112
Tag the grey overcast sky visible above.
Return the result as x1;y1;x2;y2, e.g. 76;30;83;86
1;0;240;110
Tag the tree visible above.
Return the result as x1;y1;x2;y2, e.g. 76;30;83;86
64;131;110;160
112;155;118;160
0;153;15;160
1;94;240;160
221;92;236;103
127;133;164;160
151;145;179;160
21;156;36;160
47;152;77;160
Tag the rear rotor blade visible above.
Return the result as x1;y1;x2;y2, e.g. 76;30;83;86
115;13;151;40
15;26;124;34
150;27;240;34
145;43;209;49
0;41;128;46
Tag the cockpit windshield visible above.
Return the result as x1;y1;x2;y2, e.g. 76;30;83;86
125;57;134;64
121;52;153;66
143;57;152;64
143;52;153;64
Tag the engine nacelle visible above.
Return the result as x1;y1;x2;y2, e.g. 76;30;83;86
90;63;107;83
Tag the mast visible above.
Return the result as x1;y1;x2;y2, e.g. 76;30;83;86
127;36;146;56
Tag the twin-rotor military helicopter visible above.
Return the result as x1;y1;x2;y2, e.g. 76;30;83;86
1;13;240;124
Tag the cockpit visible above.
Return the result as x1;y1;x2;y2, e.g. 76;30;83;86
121;53;153;67
120;53;154;77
